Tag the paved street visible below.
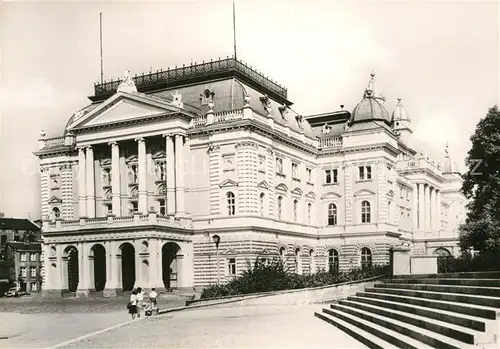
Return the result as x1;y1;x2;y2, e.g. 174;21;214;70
0;295;185;349
60;303;367;349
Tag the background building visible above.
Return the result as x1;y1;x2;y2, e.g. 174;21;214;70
34;58;466;297
0;217;43;294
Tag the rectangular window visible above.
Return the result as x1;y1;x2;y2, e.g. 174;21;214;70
29;253;37;262
359;166;372;181
20;253;27;262
1;235;6;245
31;282;37;291
325;169;338;184
159;199;166;216
30;267;36;277
128;202;138;215
106;204;113;215
306;168;312;182
292;163;298;179
21;267;27;277
228;258;236;275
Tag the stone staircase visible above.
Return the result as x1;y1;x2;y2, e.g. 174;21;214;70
315;271;500;349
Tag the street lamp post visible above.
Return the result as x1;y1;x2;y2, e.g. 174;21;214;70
212;234;221;284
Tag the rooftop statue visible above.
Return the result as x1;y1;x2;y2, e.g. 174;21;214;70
171;91;184;108
117;69;138;93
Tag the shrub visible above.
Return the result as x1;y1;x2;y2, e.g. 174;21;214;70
201;259;390;299
438;252;500;273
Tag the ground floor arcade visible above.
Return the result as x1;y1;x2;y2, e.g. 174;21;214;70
42;236;194;297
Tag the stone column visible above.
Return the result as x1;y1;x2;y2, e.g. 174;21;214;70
164;134;176;215
412;183;418;231
85;146;96;218
418;182;425;230
76;243;89;297
175;134;186;215
136;138;147;213
78;147;87;218
430;187;436;231
103;241;117;297
436;190;442;231
423;184;429;231
426;185;432;231
110;142;121;216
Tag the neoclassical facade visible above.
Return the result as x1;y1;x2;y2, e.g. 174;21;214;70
35;58;466;297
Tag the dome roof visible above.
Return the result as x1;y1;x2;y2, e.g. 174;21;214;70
442;142;460;174
349;73;392;125
392;98;410;121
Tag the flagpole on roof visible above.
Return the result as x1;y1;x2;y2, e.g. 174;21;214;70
100;12;104;84
233;0;237;60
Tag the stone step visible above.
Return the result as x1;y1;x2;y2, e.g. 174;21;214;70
329;303;474;349
347;295;487;331
314;310;397;349
315;308;432;349
383;278;500;287
356;291;498;320
391;271;500;280
374;283;500;298
365;287;500;308
336;299;478;344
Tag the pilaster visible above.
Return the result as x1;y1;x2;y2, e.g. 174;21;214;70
236;141;259;213
344;164;353;224
164;134;176;215
60;163;74;219
85;146;95;218
40;167;50;220
208;143;221;215
76;242;89;297
377;162;388;223
110;142;121;216
174;134;186;215
103;241;118;297
137;138;148;214
266;147;275;217
77;147;87;218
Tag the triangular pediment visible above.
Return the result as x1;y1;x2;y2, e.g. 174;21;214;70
48;196;62;204
257;180;270;190
221;248;238;255
219;179;239;188
67;92;183;130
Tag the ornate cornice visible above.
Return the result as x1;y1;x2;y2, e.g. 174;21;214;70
235;140;258;149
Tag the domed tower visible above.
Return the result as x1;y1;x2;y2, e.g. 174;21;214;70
391;97;412;139
348;73;392;128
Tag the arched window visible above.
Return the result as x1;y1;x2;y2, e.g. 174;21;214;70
277;196;283;220
309;249;315;274
52;207;60;220
259;193;265;216
307;203;312;225
328;203;337;225
226;192;235;216
279;247;286;262
361;201;371;223
361;247;372;270
295;248;301;274
433;248;451;257
293;199;298;222
328;249;339;273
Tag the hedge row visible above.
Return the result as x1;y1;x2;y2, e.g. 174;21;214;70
438;252;500;273
201;260;390;299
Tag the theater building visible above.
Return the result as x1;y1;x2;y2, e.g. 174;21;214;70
35;58;466;297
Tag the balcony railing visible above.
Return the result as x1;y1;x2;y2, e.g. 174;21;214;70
43;136;65;148
319;136;343;149
93;57;287;99
38;134;76;151
213;109;243;123
397;158;441;173
44;213;193;232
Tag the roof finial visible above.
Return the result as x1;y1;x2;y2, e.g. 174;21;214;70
365;71;375;97
445;141;449;156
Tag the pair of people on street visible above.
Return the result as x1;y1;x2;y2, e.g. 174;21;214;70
128;287;158;319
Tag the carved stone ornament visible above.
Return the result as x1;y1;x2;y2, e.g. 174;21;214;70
322;123;331;134
235;141;258;149
244;95;251;106
266;147;274;155
40;129;46;138
207;142;220;153
117;69;138;93
170;91;184;108
200;88;215;105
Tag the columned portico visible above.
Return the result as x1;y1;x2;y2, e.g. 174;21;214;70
110;142;121;215
78;147;87;218
164;134;176;215
175;133;186;215
136;138;148;214
86;146;96;218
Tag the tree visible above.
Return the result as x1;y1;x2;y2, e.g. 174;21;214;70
459;105;500;254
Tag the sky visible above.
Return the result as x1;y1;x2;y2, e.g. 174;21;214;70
0;0;499;219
